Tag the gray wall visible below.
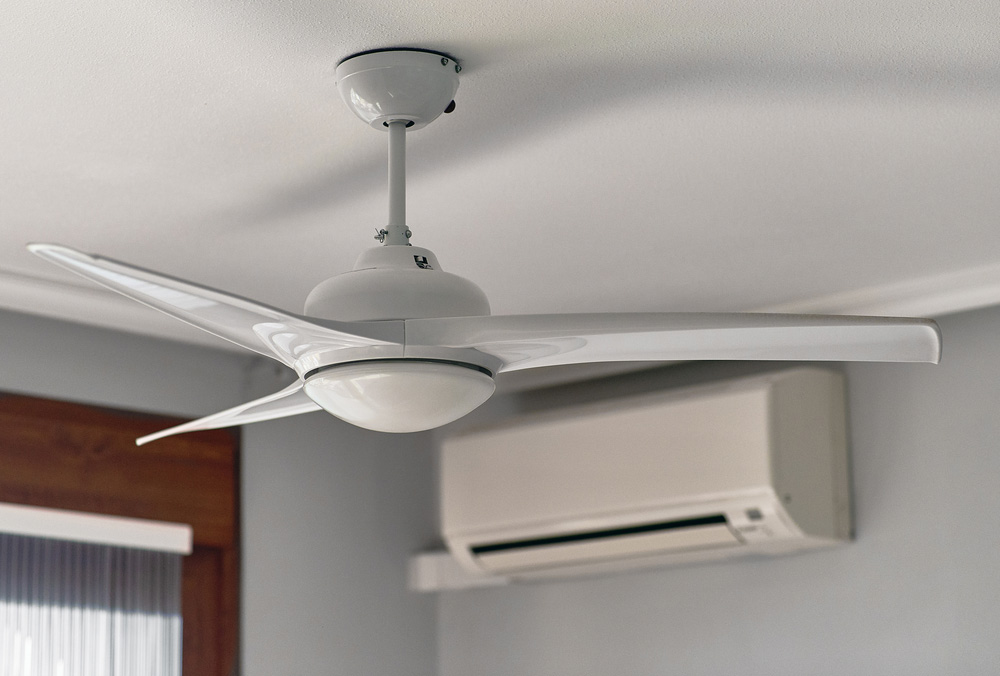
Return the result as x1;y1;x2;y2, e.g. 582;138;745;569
241;412;438;676
0;309;439;676
437;306;1000;676
0;309;254;417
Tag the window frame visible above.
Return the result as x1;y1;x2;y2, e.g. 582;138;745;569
0;393;240;676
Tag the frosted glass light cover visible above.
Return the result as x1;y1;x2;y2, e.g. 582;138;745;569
303;361;496;433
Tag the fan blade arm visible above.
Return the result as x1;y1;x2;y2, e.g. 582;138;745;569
405;313;942;371
136;381;320;446
27;244;403;366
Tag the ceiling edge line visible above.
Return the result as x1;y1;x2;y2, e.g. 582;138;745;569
0;268;242;352
759;262;1000;318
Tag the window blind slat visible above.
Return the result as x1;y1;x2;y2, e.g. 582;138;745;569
0;533;181;676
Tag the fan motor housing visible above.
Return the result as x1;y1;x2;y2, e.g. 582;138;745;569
304;245;490;322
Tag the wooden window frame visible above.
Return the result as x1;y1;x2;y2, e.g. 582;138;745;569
0;393;240;676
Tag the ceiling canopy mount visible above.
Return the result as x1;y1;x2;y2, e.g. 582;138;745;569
336;48;460;132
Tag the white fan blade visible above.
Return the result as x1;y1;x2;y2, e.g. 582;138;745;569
405;313;942;371
136;381;320;446
28;243;402;365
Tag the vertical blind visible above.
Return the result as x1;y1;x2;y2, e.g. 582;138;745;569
0;533;182;676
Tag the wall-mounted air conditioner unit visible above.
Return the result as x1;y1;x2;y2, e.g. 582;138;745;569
440;368;850;581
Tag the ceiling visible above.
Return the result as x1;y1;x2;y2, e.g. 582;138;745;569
3;0;999;389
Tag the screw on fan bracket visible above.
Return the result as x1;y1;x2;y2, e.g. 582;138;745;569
374;228;412;244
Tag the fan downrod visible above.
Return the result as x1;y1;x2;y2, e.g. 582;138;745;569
336;48;462;247
303;48;487;323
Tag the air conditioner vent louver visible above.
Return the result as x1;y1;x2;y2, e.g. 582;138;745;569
471;514;729;554
470;514;738;574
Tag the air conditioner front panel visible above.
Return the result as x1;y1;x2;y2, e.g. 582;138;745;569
442;384;774;535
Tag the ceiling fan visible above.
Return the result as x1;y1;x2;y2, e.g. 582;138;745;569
28;49;941;445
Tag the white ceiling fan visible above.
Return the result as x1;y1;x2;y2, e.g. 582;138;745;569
28;49;941;445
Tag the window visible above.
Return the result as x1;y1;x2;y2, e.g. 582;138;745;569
0;394;239;676
1;531;183;675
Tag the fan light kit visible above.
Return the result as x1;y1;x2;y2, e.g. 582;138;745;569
27;48;942;445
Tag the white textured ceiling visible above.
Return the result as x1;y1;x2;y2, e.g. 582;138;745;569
3;0;999;387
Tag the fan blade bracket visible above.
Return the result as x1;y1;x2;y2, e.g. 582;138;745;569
304;316;405;345
292;344;407;378
286;318;407;376
291;344;502;379
401;344;504;376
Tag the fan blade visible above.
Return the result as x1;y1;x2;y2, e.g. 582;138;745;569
405;313;942;371
136;381;320;446
27;244;402;365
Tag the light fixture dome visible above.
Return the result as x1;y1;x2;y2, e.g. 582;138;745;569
302;360;496;433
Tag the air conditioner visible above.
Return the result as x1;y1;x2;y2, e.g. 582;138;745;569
440;368;850;580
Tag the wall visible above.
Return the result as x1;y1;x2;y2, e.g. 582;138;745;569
437;306;1000;676
0;309;253;417
0;309;439;676
241;411;438;676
